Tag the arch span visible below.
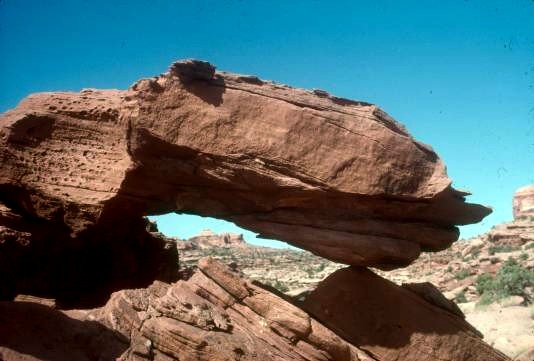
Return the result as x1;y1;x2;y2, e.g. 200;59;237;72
0;60;490;305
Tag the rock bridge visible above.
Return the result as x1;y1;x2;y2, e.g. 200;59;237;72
0;60;490;306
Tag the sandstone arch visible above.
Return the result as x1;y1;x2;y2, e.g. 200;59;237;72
0;60;490;305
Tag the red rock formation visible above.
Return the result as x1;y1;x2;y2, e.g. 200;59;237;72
184;229;247;249
0;258;509;361
0;59;510;361
0;59;491;303
301;266;510;361
0;300;129;361
0;258;368;361
0;200;178;307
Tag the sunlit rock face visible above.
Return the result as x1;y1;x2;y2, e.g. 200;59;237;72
301;266;510;361
187;229;247;249
0;59;490;305
513;184;534;220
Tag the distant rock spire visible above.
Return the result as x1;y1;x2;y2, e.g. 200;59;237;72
513;184;534;219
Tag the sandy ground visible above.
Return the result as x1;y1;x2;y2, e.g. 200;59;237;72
460;300;534;358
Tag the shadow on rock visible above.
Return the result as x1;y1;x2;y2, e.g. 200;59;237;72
0;301;128;361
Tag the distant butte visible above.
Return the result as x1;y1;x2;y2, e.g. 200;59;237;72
175;229;247;250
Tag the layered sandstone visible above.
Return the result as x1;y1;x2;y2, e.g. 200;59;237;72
0;59;489;303
0;258;510;361
0;258;368;361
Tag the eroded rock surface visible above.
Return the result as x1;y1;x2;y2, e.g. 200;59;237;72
1;258;509;361
302;266;511;361
1;258;369;361
0;59;490;303
176;229;247;251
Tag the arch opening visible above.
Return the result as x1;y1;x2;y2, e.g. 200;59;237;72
148;212;342;296
148;213;293;249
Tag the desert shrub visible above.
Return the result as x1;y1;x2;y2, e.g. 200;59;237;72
455;269;471;280
519;253;528;261
447;265;453;273
470;245;482;258
304;267;315;278
488;244;518;255
525;243;534;250
497;258;533;299
315;262;326;273
531;307;534;320
475;273;494;295
475;258;534;305
455;291;467;303
274;280;289;293
477;292;494;306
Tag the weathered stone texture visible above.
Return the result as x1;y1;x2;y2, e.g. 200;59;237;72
0;61;491;303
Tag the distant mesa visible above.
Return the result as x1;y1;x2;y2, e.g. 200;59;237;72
176;229;247;250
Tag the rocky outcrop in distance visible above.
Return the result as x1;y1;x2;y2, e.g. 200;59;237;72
513;184;534;220
0;59;490;304
175;229;247;251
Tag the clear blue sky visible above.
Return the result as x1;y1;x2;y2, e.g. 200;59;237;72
1;0;533;247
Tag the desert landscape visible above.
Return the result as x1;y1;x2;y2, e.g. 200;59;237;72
172;184;534;360
0;59;529;360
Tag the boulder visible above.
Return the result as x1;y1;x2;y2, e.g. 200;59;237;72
301;267;510;361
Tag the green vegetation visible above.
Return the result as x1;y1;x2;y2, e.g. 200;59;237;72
488;244;519;255
475;273;494;295
315;262;326;273
455;269;471;280
470;245;482;258
475;258;534;305
273;280;289;293
519;253;528;261
305;267;315;278
525;243;534;250
455;290;467;303
303;262;328;278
